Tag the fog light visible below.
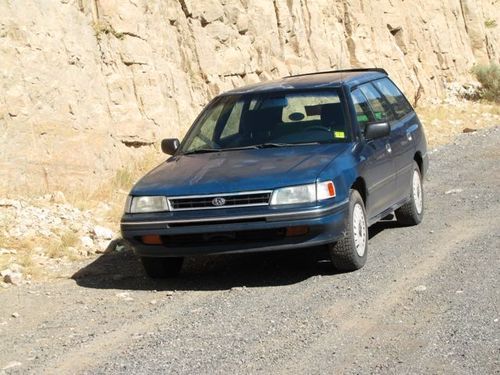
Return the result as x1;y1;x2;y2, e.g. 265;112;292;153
141;235;162;245
285;226;309;237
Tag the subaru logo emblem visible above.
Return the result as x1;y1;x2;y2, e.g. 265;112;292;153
212;197;226;206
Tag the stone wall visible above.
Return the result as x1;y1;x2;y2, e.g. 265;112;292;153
0;0;498;194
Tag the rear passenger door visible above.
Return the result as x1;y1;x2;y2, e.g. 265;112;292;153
351;88;396;219
372;78;417;202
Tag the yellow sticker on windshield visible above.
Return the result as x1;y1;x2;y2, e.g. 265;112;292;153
334;131;345;138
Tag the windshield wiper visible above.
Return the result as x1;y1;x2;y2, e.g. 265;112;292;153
183;142;320;155
182;148;222;155
182;146;258;155
255;142;320;148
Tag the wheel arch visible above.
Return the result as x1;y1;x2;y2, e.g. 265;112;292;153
351;177;367;206
414;151;423;175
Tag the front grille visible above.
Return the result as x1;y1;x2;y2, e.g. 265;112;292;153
168;191;272;211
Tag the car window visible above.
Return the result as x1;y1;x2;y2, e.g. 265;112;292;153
220;100;244;139
351;89;374;132
358;83;393;122
372;78;413;120
187;101;225;150
281;93;340;123
180;89;349;153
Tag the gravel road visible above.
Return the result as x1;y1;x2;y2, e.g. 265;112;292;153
1;127;499;375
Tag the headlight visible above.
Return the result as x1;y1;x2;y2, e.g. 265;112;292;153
127;196;169;213
270;181;336;205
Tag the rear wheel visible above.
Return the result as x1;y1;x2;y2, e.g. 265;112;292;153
396;161;424;226
329;190;368;272
141;257;183;279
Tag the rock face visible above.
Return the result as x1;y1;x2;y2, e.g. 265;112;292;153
0;0;498;194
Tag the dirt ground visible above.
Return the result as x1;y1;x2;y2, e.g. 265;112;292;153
0;126;499;374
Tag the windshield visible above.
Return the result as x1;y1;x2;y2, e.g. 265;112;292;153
180;89;349;154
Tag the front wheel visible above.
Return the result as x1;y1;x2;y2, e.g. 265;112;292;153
329;190;368;272
396;162;424;226
141;257;184;279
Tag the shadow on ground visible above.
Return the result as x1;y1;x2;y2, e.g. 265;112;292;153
72;246;336;291
72;220;399;292
369;219;403;239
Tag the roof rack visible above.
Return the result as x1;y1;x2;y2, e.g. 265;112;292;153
284;68;388;79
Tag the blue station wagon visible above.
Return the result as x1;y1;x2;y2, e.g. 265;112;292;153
121;68;428;278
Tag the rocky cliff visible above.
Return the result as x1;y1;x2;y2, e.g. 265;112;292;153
1;0;498;194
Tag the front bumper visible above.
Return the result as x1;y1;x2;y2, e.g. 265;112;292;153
120;199;349;257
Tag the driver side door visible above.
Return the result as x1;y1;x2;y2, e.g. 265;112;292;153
351;88;397;220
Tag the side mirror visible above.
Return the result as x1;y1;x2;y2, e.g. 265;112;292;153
365;122;390;140
161;138;180;155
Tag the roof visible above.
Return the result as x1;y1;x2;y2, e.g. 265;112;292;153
222;68;388;95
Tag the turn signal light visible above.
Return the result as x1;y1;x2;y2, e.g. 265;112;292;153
141;235;162;245
327;181;335;197
317;180;336;200
286;226;309;237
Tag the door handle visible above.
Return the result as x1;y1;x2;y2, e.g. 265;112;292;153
385;143;392;153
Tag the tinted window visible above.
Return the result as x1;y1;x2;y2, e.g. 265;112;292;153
372;78;413;119
351;89;374;133
358;83;393;122
220;100;243;139
180;89;349;153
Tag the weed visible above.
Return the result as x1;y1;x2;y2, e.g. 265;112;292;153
484;19;497;28
46;230;79;259
471;64;500;103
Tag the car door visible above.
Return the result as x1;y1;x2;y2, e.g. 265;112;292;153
372;78;417;202
350;88;396;220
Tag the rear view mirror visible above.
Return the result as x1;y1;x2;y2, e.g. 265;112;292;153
365;122;390;140
261;97;288;109
161;138;180;155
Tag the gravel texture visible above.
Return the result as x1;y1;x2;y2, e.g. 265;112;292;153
0;127;499;374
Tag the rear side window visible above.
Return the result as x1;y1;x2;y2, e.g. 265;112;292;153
372;78;413;120
358;83;393;122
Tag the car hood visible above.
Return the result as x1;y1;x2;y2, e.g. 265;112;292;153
131;144;350;196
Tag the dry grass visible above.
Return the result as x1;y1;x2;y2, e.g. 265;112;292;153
1;149;164;281
66;149;164;223
417;102;500;148
17;251;43;279
46;230;79;259
0;228;81;279
0;234;42;278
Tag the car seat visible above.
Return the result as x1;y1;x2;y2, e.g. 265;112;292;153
321;103;346;138
243;107;282;143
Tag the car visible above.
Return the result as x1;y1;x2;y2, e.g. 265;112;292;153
120;68;428;278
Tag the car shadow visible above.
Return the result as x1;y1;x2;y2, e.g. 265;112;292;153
72;242;338;292
72;221;400;292
368;219;404;239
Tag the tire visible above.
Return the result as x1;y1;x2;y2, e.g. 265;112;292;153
141;257;183;279
396;161;424;226
329;189;368;272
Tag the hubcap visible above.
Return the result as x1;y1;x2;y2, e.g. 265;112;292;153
352;203;367;257
413;170;423;215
